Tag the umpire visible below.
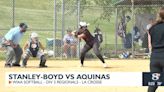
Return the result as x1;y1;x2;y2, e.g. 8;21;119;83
148;7;164;92
2;23;28;67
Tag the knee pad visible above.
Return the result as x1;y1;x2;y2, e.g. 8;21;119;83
22;53;30;66
22;53;30;59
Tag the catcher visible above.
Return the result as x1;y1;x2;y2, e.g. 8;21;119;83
21;32;47;68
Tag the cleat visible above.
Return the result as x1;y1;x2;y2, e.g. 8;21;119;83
103;63;107;68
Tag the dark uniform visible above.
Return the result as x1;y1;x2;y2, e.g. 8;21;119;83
148;22;164;92
22;40;47;67
29;42;39;57
94;28;103;44
75;28;105;66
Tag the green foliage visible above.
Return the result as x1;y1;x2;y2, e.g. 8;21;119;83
0;0;160;50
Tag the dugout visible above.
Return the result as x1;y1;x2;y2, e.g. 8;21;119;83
114;0;164;57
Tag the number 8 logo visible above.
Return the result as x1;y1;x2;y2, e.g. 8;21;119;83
152;73;160;81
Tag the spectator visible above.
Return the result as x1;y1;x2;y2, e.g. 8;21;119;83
142;18;154;53
94;27;103;44
63;29;77;58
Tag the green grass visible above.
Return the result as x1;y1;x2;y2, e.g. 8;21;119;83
0;0;127;53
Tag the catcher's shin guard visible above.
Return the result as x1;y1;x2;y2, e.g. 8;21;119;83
22;58;28;67
39;55;47;67
22;54;29;67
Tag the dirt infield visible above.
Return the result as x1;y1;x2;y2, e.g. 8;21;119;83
0;59;164;92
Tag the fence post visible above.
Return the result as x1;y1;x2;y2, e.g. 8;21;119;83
12;0;15;27
131;0;135;58
77;0;80;58
61;0;65;59
115;8;118;56
53;0;57;57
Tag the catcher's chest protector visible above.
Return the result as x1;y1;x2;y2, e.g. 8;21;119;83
29;41;39;57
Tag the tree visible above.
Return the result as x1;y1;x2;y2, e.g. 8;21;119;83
93;0;114;22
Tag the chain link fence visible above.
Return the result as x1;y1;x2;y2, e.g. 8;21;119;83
0;0;163;59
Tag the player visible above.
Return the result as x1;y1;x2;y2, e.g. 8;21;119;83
147;7;164;92
21;32;47;68
73;22;107;68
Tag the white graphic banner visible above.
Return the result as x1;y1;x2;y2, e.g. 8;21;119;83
5;72;142;86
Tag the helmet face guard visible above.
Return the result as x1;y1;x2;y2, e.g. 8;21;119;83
31;37;38;43
30;32;38;43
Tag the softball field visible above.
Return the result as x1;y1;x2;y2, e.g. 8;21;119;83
0;59;164;92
